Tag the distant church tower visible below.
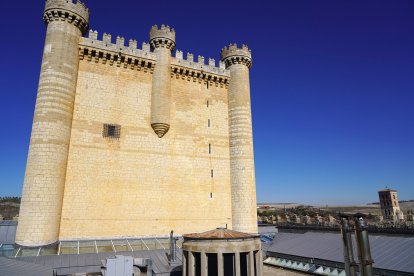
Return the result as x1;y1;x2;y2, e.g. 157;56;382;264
378;188;403;221
17;0;258;246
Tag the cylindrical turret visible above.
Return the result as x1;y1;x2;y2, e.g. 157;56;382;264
221;44;257;233
149;25;175;138
16;0;89;246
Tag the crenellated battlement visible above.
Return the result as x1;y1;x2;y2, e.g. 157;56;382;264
79;30;156;72
43;0;89;34
220;43;252;69
79;29;230;81
172;50;228;73
171;50;230;87
81;30;155;58
149;25;176;51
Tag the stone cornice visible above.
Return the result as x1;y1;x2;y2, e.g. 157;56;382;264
149;39;176;51
222;56;252;69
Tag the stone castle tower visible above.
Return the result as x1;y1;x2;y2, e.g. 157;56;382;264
17;0;257;246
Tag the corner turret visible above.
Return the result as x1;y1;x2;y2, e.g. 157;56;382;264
221;43;257;234
149;24;176;51
220;44;252;69
43;0;90;34
16;0;90;246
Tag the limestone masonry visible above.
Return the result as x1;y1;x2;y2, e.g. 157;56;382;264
16;0;258;246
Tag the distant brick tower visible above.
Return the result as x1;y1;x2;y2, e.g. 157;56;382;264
16;0;89;246
221;45;258;233
378;188;403;220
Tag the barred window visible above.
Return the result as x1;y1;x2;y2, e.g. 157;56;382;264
103;124;121;139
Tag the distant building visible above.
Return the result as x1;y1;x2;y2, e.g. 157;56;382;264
406;211;414;222
302;215;311;224
378;189;403;220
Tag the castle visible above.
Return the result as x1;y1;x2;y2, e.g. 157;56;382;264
16;0;258;246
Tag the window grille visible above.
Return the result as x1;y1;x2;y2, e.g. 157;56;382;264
103;124;121;139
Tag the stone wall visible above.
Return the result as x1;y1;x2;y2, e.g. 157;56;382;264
59;57;233;239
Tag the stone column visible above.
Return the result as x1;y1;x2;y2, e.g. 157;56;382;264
235;252;241;276
183;251;187;276
149;25;175;138
16;0;89;247
259;250;264;276
217;252;224;276
221;44;257;233
248;251;255;276
255;251;262;276
188;251;195;276
201;251;208;276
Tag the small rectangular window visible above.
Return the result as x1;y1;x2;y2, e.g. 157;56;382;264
206;82;209;89
211;169;213;178
103;124;121;139
207;100;209;108
209;144;211;154
210;193;213;199
208;119;210;127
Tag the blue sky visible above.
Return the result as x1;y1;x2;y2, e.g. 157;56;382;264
0;0;413;205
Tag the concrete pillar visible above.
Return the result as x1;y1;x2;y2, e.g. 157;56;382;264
248;251;255;276
188;251;195;276
221;44;257;233
201;251;207;276
149;25;175;138
183;251;187;276
16;0;89;246
259;250;263;276
217;252;224;276
255;251;262;276
235;252;241;276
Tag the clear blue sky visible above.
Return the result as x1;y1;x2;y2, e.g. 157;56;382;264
0;0;413;205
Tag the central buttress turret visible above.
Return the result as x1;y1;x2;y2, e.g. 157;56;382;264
149;25;176;138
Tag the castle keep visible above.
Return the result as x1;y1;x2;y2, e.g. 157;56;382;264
17;0;258;246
